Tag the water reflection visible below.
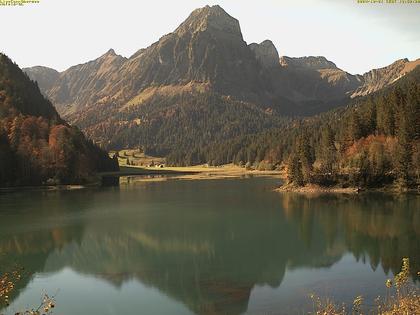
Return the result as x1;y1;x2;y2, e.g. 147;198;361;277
0;179;418;314
281;193;420;277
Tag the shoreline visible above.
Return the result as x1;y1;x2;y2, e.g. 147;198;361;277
275;182;419;194
101;165;285;179
275;183;360;194
2;166;418;194
0;165;285;192
0;184;88;193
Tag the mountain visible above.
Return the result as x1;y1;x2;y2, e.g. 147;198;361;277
273;56;362;112
249;40;280;68
351;58;420;97
278;56;362;100
275;56;420;105
24;49;128;115
25;5;420;116
23;5;420;161
23;5;289;155
209;66;420;188
22;65;60;93
0;54;118;187
279;56;339;70
26;5;273;116
25;5;358;118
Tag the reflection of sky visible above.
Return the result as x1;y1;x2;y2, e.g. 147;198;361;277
0;0;418;74
5;268;195;315
5;255;391;315
247;254;390;315
1;179;418;315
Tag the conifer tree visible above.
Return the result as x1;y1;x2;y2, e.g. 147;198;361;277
396;110;412;188
349;110;363;141
319;125;336;173
287;152;303;186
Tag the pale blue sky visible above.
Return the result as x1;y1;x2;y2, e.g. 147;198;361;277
0;0;419;74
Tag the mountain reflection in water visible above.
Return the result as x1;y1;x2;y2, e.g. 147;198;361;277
0;178;418;315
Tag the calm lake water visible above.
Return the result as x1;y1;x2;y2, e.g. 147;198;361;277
0;176;419;315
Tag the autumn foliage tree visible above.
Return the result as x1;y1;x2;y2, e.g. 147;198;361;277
0;53;118;187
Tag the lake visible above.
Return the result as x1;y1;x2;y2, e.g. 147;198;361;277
0;176;419;315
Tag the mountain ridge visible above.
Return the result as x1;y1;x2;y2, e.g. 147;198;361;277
24;43;419;116
21;5;420;158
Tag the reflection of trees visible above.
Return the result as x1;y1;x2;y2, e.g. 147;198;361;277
1;181;418;315
281;192;420;279
0;226;84;305
39;204;342;315
0;184;343;315
0;190;88;307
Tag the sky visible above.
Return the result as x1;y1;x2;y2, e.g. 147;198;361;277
0;0;419;74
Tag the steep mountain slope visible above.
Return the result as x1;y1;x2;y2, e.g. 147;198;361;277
73;87;287;163
351;58;420;97
25;5;273;116
275;56;420;101
25;5;345;119
249;40;280;68
278;56;363;100
22;65;60;94
0;54;118;187
115;5;271;105
24;5;289;155
25;49;127;115
25;5;420;117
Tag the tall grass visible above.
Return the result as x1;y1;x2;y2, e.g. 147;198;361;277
310;258;420;315
0;268;55;315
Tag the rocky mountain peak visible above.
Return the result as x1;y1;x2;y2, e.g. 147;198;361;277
351;58;420;98
98;48;124;62
280;56;337;70
23;65;60;93
249;40;280;68
105;48;116;56
175;5;242;38
23;5;420;126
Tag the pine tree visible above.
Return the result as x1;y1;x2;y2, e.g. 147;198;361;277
364;97;377;135
297;133;314;184
319;125;336;173
368;141;386;183
287;152;303;186
0;128;15;185
395;110;412;189
349;110;363;141
377;95;395;136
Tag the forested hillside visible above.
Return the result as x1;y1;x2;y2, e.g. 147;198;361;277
73;88;289;165
208;66;419;189
0;54;118;187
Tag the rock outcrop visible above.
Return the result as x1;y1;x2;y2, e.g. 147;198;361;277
249;40;280;68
